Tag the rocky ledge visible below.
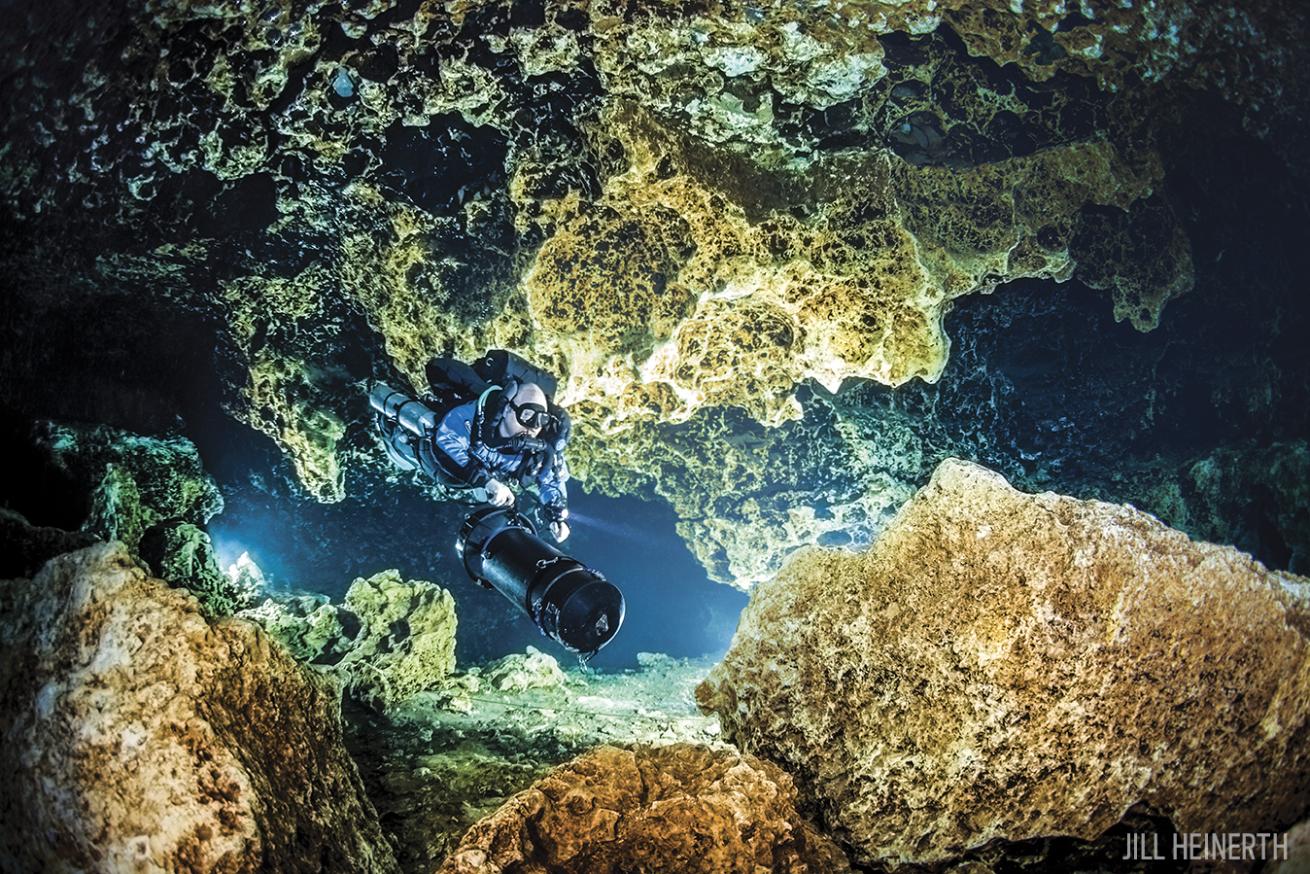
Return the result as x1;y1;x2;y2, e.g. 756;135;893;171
0;543;398;872
438;743;851;874
697;458;1310;867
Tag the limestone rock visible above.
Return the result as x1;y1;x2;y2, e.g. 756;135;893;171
2;0;1305;602
438;743;851;874
697;459;1310;867
138;520;259;617
0;506;96;579
2;0;1209;496
226;549;268;592
82;461;151;549
0;542;397;872
339;569;458;710
348;655;726;870
239;592;350;665
37;421;223;534
241;568;458;710
27;422;250;613
483;646;569;693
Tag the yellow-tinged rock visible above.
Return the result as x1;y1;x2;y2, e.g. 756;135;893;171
339;568;459;711
0;543;397;872
698;459;1310;866
521;103;1182;431
438;743;851;873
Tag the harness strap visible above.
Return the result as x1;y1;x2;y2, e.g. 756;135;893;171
471;384;503;453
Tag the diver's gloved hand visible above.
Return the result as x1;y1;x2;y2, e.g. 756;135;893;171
548;507;570;542
485;478;515;508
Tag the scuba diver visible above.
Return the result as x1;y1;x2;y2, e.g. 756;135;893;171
369;350;573;541
369;351;623;658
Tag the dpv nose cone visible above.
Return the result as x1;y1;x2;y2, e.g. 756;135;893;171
556;578;625;654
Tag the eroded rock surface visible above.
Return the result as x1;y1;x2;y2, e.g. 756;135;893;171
339;568;459;709
243;567;457;711
1;0;1306;594
697;459;1310;867
19;421;258;615
347;654;726;871
0;543;397;873
36;421;224;543
482;645;570;692
438;743;851;874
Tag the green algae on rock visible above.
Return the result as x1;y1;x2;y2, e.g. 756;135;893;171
341;568;459;710
243;568;458;711
0;0;1304;595
36;421;223;538
137;520;259;617
27;421;257;615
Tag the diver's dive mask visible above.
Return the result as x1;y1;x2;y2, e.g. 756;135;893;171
509;399;549;430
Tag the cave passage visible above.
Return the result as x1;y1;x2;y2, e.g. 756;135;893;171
197;404;748;670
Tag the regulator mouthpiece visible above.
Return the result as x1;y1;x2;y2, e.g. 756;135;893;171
457;506;624;656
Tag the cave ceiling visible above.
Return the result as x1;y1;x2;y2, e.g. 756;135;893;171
2;0;1307;587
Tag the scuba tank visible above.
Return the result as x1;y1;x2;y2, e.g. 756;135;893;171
372;351;570;485
424;356;493;410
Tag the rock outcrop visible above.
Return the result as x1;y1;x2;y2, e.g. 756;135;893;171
483;646;570;693
1;0;1307;594
348;654;726;870
243;567;458;711
35;421;224;545
0;543;398;873
338;568;458;710
0;506;96;578
22;421;256;615
438;743;851;874
697;459;1310;867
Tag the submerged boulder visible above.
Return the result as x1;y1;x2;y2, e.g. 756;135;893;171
438;743;850;874
241;591;352;664
697;458;1310;867
243;568;458;711
36;421;224;541
339;569;459;710
483;646;569;693
22;421;254;616
0;543;398;872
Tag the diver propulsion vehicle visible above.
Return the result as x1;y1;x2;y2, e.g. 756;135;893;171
368;374;624;656
458;506;624;656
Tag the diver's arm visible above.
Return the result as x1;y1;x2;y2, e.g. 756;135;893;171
536;454;570;540
433;402;491;487
535;453;568;512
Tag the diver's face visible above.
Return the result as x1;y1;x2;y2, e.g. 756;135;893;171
498;384;547;439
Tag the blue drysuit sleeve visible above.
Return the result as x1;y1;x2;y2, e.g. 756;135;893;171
535;453;569;517
433;400;490;486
